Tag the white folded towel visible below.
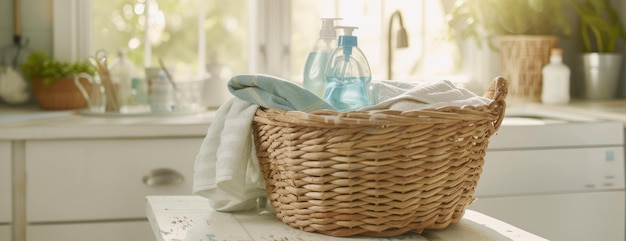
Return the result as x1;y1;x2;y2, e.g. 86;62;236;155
360;80;492;111
193;74;333;212
192;98;267;211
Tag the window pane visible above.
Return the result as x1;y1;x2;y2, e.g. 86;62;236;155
201;1;249;75
92;0;248;76
91;0;458;83
290;0;460;82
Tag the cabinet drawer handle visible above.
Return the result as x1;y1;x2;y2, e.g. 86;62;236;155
142;168;184;186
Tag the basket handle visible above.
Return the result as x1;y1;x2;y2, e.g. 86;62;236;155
483;76;509;131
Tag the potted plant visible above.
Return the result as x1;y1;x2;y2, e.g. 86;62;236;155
568;0;626;99
20;51;96;110
447;0;571;102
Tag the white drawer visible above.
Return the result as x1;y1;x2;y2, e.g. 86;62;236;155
26;138;202;222
0;141;11;223
28;220;153;241
0;224;10;241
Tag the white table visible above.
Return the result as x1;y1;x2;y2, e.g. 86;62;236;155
145;195;548;241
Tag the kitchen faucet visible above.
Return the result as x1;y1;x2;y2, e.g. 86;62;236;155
387;10;409;80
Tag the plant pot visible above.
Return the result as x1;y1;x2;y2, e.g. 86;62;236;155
499;35;558;102
582;53;622;99
32;77;89;110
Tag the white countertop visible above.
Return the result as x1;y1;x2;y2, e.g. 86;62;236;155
0;105;215;140
145;195;548;241
1;99;626;140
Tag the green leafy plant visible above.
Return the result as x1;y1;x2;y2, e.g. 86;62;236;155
568;0;626;52
447;0;571;49
20;51;96;85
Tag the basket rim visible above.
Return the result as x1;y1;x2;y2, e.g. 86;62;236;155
253;77;508;130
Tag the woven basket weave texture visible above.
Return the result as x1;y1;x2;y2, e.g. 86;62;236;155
252;77;508;237
500;35;557;103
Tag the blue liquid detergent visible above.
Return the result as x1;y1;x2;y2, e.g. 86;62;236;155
324;76;372;111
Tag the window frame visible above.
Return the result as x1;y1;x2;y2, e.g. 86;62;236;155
53;0;92;63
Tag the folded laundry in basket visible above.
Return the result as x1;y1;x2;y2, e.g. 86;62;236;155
228;74;334;111
361;80;492;111
193;74;334;212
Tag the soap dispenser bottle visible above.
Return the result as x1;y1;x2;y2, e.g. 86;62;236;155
324;26;375;111
303;18;340;98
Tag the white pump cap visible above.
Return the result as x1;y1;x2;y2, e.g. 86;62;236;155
320;18;342;38
335;26;358;36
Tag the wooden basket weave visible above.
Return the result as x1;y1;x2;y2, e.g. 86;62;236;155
252;77;508;237
499;35;557;103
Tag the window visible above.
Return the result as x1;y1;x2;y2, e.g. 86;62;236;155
290;1;463;82
54;0;467;85
91;0;249;76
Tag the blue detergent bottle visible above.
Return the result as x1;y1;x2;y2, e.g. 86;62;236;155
303;18;340;98
324;26;375;111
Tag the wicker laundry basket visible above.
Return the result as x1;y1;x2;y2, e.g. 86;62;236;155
252;77;508;237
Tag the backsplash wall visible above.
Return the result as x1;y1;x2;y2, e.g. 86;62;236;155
0;0;54;60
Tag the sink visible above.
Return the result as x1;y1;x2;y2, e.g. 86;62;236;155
503;105;601;126
503;115;570;126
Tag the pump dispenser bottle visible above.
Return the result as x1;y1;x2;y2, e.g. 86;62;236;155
324;26;374;111
303;18;341;97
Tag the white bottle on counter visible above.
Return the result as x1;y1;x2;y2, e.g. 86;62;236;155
109;49;137;111
541;48;570;104
150;72;175;112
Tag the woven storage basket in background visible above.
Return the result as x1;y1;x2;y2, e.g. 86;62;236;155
500;35;557;103
252;77;508;237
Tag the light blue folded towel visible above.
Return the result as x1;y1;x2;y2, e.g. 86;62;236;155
228;74;335;112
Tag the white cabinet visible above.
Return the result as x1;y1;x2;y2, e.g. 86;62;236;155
25;138;203;241
0;141;11;240
28;221;152;241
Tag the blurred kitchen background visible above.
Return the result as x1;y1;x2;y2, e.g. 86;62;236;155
2;1;626;241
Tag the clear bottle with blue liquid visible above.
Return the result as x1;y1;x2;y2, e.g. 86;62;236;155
303;18;340;98
324;26;375;111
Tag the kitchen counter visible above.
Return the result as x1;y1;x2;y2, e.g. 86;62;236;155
145;195;548;241
3;99;626;140
0;105;215;139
